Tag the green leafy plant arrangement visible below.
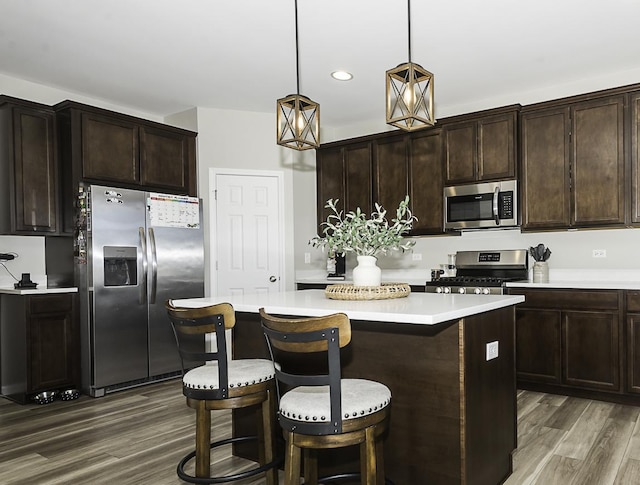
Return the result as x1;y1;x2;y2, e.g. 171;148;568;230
310;196;417;257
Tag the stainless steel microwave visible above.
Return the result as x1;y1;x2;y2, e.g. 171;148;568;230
444;180;518;230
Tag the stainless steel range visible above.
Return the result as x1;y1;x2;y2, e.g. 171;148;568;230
426;249;528;295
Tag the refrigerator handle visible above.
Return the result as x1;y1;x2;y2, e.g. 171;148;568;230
149;227;158;304
139;226;147;305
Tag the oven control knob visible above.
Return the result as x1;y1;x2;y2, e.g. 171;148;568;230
474;287;482;295
458;287;466;294
482;288;490;295
443;287;451;294
436;287;443;294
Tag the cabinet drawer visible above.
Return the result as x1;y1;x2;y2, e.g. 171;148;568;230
509;288;620;311
29;294;73;314
627;291;640;312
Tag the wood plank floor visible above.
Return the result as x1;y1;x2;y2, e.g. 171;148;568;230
2;380;640;484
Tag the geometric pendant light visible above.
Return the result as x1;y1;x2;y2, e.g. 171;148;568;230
386;0;435;131
277;0;320;150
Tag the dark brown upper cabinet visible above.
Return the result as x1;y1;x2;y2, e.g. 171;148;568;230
55;100;197;234
442;105;519;185
55;100;197;194
317;127;444;237
408;128;444;235
373;135;408;213
520;106;571;229
79;111;139;184
0;96;59;235
521;93;625;230
316;141;372;235
630;91;640;224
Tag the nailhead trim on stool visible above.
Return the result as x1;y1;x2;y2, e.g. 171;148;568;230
279;379;391;422
183;359;275;390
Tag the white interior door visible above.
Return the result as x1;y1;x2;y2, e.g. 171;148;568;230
213;171;283;296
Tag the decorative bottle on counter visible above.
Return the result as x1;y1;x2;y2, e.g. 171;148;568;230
532;261;549;283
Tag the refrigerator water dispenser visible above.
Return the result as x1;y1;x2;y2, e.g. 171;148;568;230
103;246;137;286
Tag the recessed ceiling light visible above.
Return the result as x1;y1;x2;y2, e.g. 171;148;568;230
331;71;353;81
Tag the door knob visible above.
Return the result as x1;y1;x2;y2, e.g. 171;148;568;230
269;276;277;283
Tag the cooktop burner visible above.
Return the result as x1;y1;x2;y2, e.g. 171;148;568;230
429;276;515;287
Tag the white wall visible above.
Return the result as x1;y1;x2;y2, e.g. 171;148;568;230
0;236;46;287
0;73;165;122
189;107;318;295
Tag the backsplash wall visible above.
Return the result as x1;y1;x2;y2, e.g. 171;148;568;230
300;226;640;278
0;235;47;287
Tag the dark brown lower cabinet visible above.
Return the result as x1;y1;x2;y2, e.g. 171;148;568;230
510;288;623;399
627;291;640;394
0;292;78;403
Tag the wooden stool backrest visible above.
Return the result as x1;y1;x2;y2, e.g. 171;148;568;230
259;308;351;434
165;300;234;399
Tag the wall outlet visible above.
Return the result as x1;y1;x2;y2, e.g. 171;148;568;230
304;252;311;264
592;249;607;258
412;253;422;261
486;341;499;361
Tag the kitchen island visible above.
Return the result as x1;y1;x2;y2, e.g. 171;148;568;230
174;290;525;485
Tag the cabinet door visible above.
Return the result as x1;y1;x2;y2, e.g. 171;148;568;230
628;313;640;394
515;308;562;383
520;107;571;229
316;146;345;233
140;126;196;194
626;291;640;393
630;92;640;224
571;96;625;227
563;310;620;391
373;135;408;213
81;112;140;184
12;106;58;233
28;294;77;392
344;142;372;215
477;113;516;181
409;129;443;234
444;121;477;184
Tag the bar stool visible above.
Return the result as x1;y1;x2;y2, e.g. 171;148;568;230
166;300;280;484
259;308;392;485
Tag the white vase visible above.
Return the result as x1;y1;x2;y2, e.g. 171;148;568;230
352;255;382;287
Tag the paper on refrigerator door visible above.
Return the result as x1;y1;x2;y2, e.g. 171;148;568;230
147;193;200;228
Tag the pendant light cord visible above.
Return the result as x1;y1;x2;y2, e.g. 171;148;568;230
295;0;300;95
407;0;412;63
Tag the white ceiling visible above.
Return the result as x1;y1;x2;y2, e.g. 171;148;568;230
3;0;640;129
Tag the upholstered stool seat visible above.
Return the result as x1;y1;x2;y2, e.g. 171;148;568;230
280;379;391;423
166;301;280;485
260;308;393;485
183;359;275;392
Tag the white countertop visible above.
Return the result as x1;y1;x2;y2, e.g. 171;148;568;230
172;290;525;326
506;269;640;290
0;286;78;295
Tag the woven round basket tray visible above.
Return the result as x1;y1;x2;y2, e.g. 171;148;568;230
324;282;411;301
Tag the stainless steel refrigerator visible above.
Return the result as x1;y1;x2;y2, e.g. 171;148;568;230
76;184;204;397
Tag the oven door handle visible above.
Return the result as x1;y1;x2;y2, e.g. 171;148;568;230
493;187;500;225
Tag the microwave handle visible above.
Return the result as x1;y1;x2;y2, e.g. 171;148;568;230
493;187;500;225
